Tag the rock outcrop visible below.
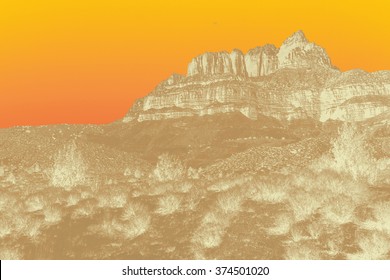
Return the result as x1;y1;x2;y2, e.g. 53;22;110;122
123;31;390;123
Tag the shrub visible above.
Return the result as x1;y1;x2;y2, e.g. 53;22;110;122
216;189;244;214
121;202;148;220
347;231;390;260
288;190;325;222
124;167;144;179
121;215;151;239
267;213;293;236
25;194;47;213
191;224;224;249
120;202;151;239
66;192;81;207
43;204;63;225
97;189;128;209
71;199;97;219
284;242;321;260
187;167;200;179
182;187;205;211
152;153;186;182
248;178;288;204
91;202;151;240
13;214;45;242
362;201;390;234
155;194;182;215
320;195;357;225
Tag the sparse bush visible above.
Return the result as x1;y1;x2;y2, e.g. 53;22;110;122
121;215;151;239
152;153;186;182
316;170;367;202
13;215;45;242
43;204;63;225
248;177;288;204
326;240;342;257
121;202;148;221
182;187;205;211
288;190;325;222
306;220;325;240
284;242;321;260
173;181;193;193
155;194;182;215
208;175;251;192
320;195;357;225
66;192;81;207
347;231;390;260
124;167;143;179
191;224;224;249
89;215;122;238
97;189;128;209
91;202;151;240
25;195;46;213
192;201;235;250
49;141;87;189
289;226;309;243
217;189;244;214
120;202;151;239
71;199;97;219
187;167;200;179
267;213;293;236
362;201;390;234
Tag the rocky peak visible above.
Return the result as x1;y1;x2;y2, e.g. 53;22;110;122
123;31;390;124
283;30;308;45
187;31;332;79
277;30;332;70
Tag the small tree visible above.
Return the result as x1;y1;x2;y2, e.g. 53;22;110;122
153;153;186;182
50;141;87;189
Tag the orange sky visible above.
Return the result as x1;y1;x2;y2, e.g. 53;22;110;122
1;0;389;128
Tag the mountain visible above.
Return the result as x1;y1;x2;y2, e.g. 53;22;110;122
123;31;390;123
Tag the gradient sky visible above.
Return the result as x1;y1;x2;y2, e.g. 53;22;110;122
1;0;390;128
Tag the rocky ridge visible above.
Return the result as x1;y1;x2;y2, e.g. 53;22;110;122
123;31;390;123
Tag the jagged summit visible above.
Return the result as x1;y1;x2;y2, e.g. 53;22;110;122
277;30;332;69
186;30;333;78
123;31;390;124
283;30;308;44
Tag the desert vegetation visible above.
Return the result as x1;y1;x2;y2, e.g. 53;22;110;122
0;121;389;259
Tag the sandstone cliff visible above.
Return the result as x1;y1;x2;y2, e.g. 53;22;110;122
123;31;390;123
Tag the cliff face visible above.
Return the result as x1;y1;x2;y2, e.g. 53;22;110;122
123;31;390;123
